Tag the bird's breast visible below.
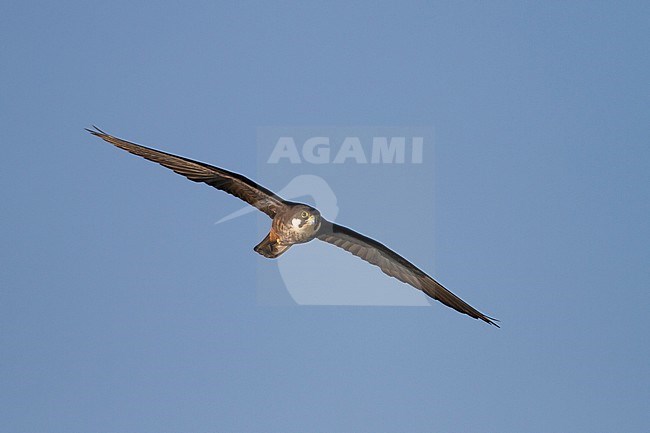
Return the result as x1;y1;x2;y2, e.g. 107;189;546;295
273;217;318;245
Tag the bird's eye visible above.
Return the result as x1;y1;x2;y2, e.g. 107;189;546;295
301;211;309;218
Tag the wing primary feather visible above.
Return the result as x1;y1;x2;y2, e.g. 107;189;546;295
86;126;287;218
317;219;499;327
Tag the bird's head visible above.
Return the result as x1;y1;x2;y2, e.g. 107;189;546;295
290;205;321;233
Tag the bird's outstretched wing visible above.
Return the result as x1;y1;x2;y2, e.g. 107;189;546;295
317;219;499;326
86;127;287;218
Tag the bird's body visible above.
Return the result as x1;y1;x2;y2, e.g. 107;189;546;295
87;127;498;327
255;204;321;258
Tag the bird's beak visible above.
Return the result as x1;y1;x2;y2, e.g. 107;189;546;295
307;215;316;225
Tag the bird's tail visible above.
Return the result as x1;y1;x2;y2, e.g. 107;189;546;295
254;233;291;258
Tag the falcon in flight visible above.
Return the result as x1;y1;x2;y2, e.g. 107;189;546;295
87;127;498;327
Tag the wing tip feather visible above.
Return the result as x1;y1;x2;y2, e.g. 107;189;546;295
482;315;500;328
85;125;108;138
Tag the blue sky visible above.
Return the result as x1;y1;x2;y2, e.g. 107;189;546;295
1;1;649;432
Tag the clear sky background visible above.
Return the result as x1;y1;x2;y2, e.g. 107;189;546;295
1;2;649;432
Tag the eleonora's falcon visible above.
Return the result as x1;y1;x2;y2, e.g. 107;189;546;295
87;127;499;327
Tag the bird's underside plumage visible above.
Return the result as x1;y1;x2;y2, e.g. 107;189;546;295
87;127;499;327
